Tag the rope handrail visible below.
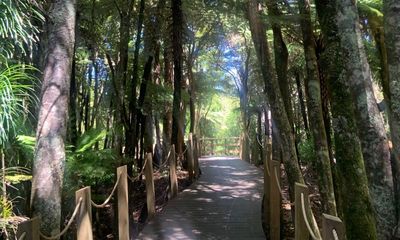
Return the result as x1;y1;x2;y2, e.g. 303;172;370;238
18;232;26;240
154;147;172;173
39;197;83;240
333;229;339;240
91;173;121;208
300;192;319;240
273;165;293;205
127;156;149;182
256;135;264;149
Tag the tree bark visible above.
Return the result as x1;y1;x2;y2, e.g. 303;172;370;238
336;1;395;238
384;0;400;235
295;71;309;132
315;0;378;238
298;0;337;216
171;0;184;155
31;0;76;235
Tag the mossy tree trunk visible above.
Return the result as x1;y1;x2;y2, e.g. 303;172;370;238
315;0;378;239
31;0;76;235
336;1;395;238
384;0;400;236
298;0;337;217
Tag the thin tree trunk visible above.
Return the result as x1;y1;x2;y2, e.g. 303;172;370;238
126;0;144;159
298;0;337;216
295;71;309;132
31;0;76;235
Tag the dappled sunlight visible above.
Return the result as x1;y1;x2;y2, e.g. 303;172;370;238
138;157;265;239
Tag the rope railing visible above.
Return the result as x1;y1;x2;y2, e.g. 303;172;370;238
333;229;339;240
18;232;26;240
300;192;320;240
127;156;149;182
273;165;293;205
91;173;121;208
39;197;83;240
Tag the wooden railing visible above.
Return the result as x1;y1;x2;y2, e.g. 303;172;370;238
14;134;201;240
199;137;240;156
263;140;345;240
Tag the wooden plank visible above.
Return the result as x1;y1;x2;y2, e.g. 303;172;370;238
295;183;309;240
322;214;345;240
169;145;178;198
117;166;129;240
145;153;156;218
16;217;40;240
270;160;280;240
76;186;93;240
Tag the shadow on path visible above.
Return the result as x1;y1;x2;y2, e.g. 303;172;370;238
137;156;265;240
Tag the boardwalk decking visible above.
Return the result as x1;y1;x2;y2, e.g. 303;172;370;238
138;156;265;240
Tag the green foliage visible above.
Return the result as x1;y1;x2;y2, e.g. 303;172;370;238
75;128;107;153
0;0;43;57
66;129;117;188
0;62;36;147
298;137;317;164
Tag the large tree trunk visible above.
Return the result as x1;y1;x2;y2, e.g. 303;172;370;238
315;1;378;239
266;0;292;126
171;0;184;155
384;0;400;235
31;0;76;235
298;0;337;216
336;1;395;238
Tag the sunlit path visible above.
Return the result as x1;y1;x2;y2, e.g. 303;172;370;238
138;157;265;240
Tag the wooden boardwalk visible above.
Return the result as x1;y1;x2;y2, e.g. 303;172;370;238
138;156;265;240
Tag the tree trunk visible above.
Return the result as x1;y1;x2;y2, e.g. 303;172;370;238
266;0;292;126
295;71;309;132
126;0;145;159
298;0;337;216
336;1;395;238
31;0;76;235
384;0;400;235
171;0;184;155
315;1;378;238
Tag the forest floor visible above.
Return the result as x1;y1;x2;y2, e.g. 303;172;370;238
280;164;322;239
92;170;193;239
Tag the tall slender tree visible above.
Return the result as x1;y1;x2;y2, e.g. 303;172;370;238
298;0;337;216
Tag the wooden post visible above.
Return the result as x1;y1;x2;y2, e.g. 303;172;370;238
193;135;200;178
145;153;156;218
270;160;280;240
76;186;93;240
322;214;345;240
211;139;214;155
187;135;195;180
224;138;227;155
263;139;272;236
16;217;40;240
295;183;310;240
117;166;129;240
169;145;179;198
